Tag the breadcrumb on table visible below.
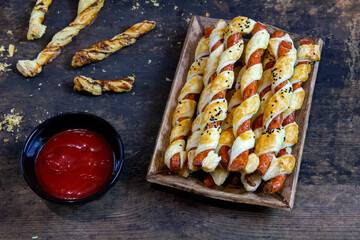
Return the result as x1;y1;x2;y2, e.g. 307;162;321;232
8;44;15;57
0;109;23;132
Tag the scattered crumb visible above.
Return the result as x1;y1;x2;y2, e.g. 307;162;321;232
0;62;11;72
132;92;135;95
7;30;13;35
185;18;190;23
174;5;178;10
132;2;140;10
19;42;27;44
158;34;162;37
148;59;152;64
0;46;5;53
151;0;159;7
165;77;171;82
177;42;182;45
3;139;9;143
0;109;23;132
8;44;15;57
102;69;106;72
206;12;210;17
32;236;38;240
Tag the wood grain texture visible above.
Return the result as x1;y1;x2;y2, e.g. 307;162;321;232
0;0;359;239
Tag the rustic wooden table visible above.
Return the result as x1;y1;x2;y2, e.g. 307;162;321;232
0;0;359;239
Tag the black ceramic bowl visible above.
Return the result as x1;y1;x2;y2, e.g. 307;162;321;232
20;112;124;204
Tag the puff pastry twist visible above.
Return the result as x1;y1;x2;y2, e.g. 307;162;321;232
263;38;321;194
72;20;156;68
17;0;104;77
27;0;53;40
164;28;211;174
227;22;270;177
243;30;297;192
74;75;134;95
193;17;256;174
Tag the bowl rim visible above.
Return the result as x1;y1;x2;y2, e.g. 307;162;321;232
20;112;124;204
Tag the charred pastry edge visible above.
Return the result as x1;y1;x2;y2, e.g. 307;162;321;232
27;0;53;40
73;75;135;95
71;20;156;68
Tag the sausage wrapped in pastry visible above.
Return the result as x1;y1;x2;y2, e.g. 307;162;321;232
262;38;321;194
164;27;211;175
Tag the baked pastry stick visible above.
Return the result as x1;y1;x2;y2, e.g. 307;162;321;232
227;22;270;179
27;0;53;40
74;75;134;95
202;66;245;187
72;21;156;68
241;51;275;190
245;30;297;192
164;28;211;175
262;38;321;194
17;0;104;77
193;17;256;174
185;20;227;175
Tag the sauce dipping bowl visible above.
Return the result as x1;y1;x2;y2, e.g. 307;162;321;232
20;112;124;204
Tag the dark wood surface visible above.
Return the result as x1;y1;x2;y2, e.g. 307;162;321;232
0;0;359;239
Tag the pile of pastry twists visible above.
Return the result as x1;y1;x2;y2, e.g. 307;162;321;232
164;16;321;194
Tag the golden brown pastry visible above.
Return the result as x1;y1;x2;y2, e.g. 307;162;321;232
164;27;211;175
72;20;156;68
17;0;104;77
27;0;53;40
193;17;256;178
262;38;321;194
244;30;297;192
74;75;134;95
227;22;269;181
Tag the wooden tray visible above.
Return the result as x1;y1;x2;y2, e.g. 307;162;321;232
146;15;323;210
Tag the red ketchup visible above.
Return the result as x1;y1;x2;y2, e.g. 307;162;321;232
36;129;114;200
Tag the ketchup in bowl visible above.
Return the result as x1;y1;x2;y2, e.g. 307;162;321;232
35;129;114;200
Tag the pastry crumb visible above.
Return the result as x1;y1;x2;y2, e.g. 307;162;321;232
132;92;135;95
102;69;106;72
165;77;171;82
7;30;13;35
206;12;210;17
0;109;23;132
0;45;5;52
148;59;152;64
174;5;178;10
0;62;11;72
3;139;9;143
185;18;190;23
8;44;15;57
177;42;182;45
151;0;159;7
